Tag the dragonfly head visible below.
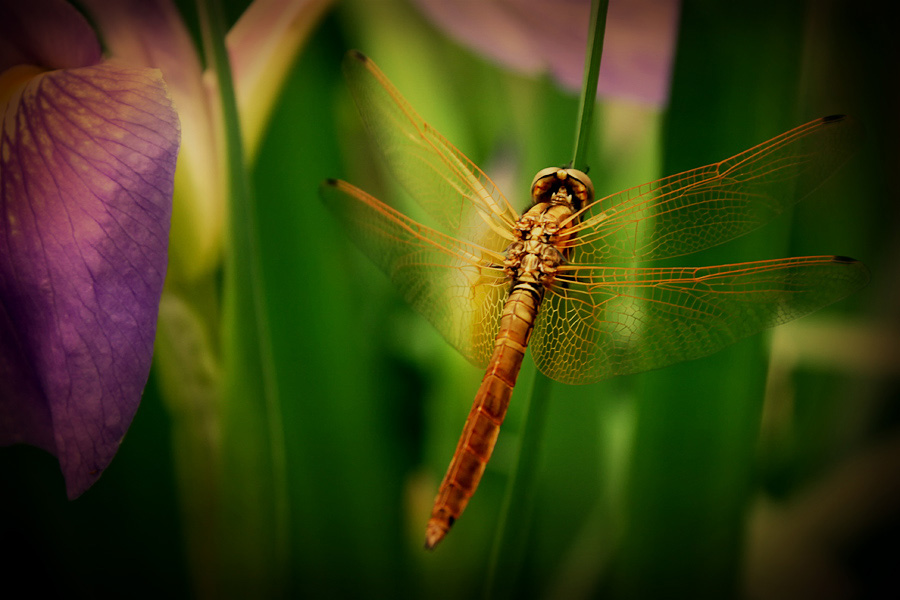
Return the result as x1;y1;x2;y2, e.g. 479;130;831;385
530;167;594;210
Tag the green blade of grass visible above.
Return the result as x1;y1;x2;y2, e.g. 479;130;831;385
610;3;810;598
196;0;288;595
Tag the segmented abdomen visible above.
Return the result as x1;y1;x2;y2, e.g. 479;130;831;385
424;284;542;549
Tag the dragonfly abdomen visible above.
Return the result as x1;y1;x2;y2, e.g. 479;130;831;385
425;284;541;549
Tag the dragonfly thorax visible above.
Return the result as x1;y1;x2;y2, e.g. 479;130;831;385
504;169;594;288
504;201;573;287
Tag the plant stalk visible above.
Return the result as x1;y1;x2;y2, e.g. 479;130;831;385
484;1;609;596
196;0;288;595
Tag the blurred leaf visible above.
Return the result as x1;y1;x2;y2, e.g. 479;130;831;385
611;2;828;599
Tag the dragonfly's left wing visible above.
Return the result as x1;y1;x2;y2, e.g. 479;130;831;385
343;51;518;253
531;256;869;385
322;179;509;368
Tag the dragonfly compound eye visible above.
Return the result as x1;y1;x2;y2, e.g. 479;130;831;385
531;167;595;209
530;167;561;202
562;169;594;209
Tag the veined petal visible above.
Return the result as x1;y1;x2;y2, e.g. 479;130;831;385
0;0;101;72
414;0;681;107
227;0;335;162
80;0;224;281
0;63;180;498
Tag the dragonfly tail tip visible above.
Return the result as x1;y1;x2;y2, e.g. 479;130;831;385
424;521;448;551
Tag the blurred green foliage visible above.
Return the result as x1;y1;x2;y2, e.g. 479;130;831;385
2;0;897;598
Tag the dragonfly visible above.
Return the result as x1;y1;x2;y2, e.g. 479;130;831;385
321;50;869;550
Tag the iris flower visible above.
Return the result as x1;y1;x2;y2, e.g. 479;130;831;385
0;0;331;499
0;0;180;498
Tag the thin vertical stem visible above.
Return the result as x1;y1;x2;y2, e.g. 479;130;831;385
484;370;553;599
196;0;288;595
572;0;610;171
484;1;609;597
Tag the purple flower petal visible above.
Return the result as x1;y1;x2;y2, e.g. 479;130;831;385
79;0;226;280
414;0;681;107
0;0;102;72
0;63;180;497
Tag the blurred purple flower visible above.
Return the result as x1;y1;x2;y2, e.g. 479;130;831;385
81;0;334;280
414;0;680;107
0;0;180;497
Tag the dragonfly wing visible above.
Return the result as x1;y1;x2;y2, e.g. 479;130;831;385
565;116;862;263
322;179;509;368
531;256;870;385
343;51;518;252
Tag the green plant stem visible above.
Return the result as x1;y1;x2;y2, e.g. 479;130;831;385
484;1;609;597
196;0;288;595
572;0;609;172
484;370;553;599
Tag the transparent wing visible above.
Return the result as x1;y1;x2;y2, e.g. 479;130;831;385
531;256;870;384
321;179;510;368
563;116;862;263
343;51;518;252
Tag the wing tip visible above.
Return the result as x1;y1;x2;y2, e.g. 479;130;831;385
347;49;369;64
822;114;847;123
320;178;350;200
830;255;871;288
320;178;341;194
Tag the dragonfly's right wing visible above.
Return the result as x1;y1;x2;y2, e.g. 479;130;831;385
342;51;518;253
531;256;869;385
321;179;508;368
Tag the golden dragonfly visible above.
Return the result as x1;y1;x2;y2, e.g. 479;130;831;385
321;51;868;550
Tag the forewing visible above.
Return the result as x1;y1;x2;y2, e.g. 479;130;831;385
564;116;861;263
343;51;517;252
321;179;509;368
531;256;869;384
